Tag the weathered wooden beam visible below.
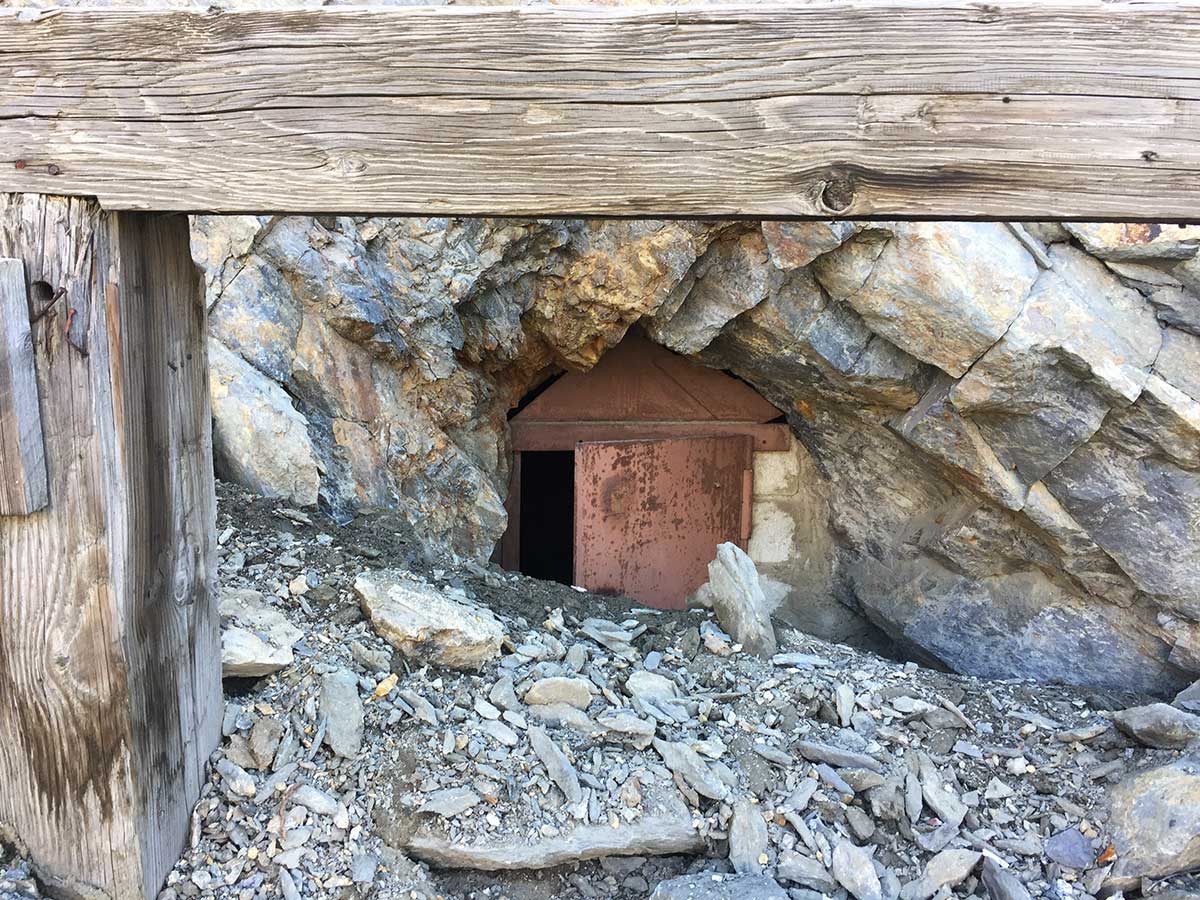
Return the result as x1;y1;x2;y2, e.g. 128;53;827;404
0;193;220;900
2;3;1199;219
0;257;47;515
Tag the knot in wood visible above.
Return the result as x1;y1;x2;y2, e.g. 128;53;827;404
819;173;856;215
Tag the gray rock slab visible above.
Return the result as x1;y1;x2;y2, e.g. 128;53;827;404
650;873;789;900
407;814;703;870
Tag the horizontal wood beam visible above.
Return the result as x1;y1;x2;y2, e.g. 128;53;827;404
511;421;792;452
1;3;1199;219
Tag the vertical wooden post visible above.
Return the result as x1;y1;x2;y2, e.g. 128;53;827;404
0;193;220;900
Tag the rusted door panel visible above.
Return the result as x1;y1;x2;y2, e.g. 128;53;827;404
574;435;752;610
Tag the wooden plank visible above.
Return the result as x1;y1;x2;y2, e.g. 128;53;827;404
0;192;219;900
0;257;47;514
1;3;1199;219
511;420;791;452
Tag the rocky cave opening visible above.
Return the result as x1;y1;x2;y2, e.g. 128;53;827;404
196;215;1200;699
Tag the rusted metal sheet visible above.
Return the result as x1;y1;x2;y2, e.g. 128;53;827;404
574;435;752;610
511;421;791;453
516;332;780;425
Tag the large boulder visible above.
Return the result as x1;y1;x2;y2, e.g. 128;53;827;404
355;570;505;670
1107;756;1200;885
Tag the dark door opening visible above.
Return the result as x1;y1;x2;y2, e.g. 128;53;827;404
518;450;575;585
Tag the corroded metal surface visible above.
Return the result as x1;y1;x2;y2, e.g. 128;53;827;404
516;333;780;425
574;435;752;610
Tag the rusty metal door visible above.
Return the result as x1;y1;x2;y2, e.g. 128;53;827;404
573;435;753;610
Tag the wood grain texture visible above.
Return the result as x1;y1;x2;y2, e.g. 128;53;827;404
2;3;1199;218
0;257;47;515
0;193;219;900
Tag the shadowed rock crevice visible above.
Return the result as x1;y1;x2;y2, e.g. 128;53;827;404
191;216;1200;696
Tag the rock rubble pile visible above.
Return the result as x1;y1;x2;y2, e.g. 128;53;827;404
8;484;1196;900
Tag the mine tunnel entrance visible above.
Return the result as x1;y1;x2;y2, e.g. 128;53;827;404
517;450;575;585
500;330;790;609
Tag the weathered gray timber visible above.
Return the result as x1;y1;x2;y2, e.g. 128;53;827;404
0;257;47;514
1;3;1199;219
0;193;220;900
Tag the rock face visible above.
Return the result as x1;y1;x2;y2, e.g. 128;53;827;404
355;570;504;671
194;215;1200;696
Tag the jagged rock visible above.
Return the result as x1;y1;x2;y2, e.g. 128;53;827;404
355;570;504;670
647;229;783;355
762;221;857;270
321;669;365;758
1176;680;1200;713
1108;755;1200;884
649;873;789;900
1112;703;1200;749
816;222;1038;377
218;589;303;677
208;339;320;507
406;812;703;870
196;212;1200;697
952;245;1161;485
703;543;777;657
1064;223;1200;261
1044;374;1200;617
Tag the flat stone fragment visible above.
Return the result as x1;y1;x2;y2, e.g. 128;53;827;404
900;850;981;900
653;738;730;800
355;569;505;670
795;740;883;772
728;799;768;875
596;710;657;749
1112;703;1200;749
418;786;481;818
321;668;365;758
777;851;837;893
523;676;593;709
650;873;789;900
528;725;583;804
831;840;883;900
407;814;703;870
219;589;303;677
1043;828;1094;870
980;858;1032;900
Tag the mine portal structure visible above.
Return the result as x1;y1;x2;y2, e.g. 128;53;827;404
1;2;1198;896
